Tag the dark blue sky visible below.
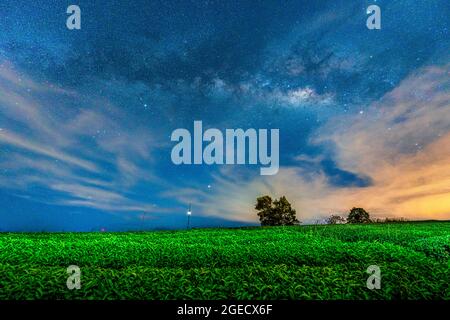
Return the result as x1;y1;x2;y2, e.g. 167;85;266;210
0;0;449;231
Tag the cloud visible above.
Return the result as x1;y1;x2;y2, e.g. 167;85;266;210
0;60;168;214
315;65;450;172
312;64;450;220
180;64;450;223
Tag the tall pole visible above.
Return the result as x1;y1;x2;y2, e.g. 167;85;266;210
187;203;191;230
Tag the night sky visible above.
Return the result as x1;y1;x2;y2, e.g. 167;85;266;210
0;0;449;231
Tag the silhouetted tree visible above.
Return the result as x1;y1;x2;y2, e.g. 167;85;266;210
255;195;300;226
347;207;371;224
326;214;346;224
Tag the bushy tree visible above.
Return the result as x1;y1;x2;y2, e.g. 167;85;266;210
347;207;371;224
255;195;300;226
326;214;346;224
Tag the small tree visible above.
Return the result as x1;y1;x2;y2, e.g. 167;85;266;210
255;195;300;226
347;207;371;224
326;214;346;224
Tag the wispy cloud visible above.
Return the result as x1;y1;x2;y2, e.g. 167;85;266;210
0;60;168;215
0;130;99;172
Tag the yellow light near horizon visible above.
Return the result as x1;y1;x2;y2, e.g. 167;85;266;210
395;193;450;220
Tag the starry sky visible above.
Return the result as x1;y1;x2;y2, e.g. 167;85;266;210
0;0;449;231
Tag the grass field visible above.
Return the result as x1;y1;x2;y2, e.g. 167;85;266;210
0;222;449;300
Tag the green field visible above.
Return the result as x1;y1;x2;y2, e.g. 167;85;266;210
0;222;449;300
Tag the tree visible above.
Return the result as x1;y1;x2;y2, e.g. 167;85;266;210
326;214;346;224
255;195;300;226
273;196;299;225
347;207;371;224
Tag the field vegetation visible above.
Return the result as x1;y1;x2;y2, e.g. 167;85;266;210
0;222;449;299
